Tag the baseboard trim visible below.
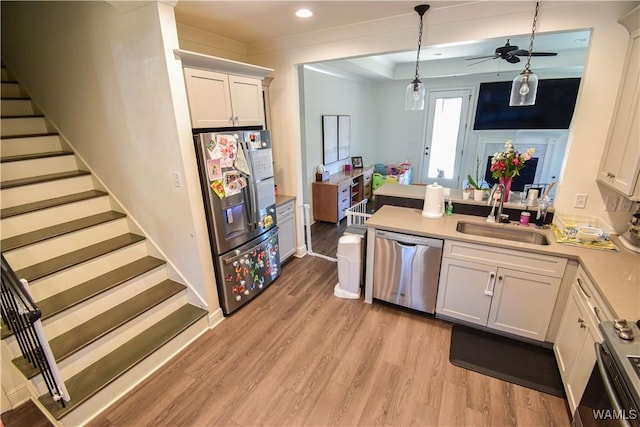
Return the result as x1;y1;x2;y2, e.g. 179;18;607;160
208;307;224;329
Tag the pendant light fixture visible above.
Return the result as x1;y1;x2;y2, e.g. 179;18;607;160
510;1;541;106
405;4;430;110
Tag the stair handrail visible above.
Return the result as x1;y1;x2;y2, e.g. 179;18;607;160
1;254;70;406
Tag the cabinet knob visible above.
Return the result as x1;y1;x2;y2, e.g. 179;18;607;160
578;317;587;328
498;276;503;281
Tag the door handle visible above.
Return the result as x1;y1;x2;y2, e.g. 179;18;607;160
484;272;496;296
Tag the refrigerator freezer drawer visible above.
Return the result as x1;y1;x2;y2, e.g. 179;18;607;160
372;230;443;313
216;227;280;314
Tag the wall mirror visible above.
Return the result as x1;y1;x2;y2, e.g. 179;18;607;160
322;115;350;164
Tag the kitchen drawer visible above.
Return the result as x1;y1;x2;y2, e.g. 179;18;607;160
573;265;614;324
444;240;567;278
276;199;295;218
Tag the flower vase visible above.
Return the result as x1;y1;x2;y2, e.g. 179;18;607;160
499;177;512;202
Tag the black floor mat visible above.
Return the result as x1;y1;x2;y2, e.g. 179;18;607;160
449;324;565;398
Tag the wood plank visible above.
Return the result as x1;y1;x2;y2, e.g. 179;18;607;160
1;211;126;251
0;190;107;218
15;233;145;282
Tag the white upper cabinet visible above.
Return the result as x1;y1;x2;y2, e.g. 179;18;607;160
184;68;265;128
598;8;640;199
176;50;273;129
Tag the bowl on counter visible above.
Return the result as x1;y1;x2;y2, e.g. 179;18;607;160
576;226;603;242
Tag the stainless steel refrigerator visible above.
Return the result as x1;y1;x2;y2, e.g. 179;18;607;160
194;130;280;314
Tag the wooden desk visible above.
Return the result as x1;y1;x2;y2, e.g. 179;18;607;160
312;167;373;224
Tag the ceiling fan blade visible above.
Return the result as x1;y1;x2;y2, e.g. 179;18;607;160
505;56;521;64
512;49;558;57
465;55;497;61
467;57;499;66
529;52;558;57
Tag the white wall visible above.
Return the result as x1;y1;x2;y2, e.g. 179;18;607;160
301;67;378;206
1;2;219;310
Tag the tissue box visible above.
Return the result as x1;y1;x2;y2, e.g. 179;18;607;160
316;171;329;182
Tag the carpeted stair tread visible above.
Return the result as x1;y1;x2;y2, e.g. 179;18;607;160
0;150;74;163
15;233;145;282
0;190;108;218
1;211;126;251
13;279;186;379
38;304;208;420
0;170;90;189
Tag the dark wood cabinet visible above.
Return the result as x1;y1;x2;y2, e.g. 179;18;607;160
312;167;373;224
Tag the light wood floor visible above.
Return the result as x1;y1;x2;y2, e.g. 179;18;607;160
87;221;571;427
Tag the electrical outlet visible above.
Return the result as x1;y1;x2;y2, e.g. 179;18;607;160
620;198;633;211
171;172;182;188
574;193;588;208
604;196;619;211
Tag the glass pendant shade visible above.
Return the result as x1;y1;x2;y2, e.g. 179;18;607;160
510;69;538;106
405;79;426;110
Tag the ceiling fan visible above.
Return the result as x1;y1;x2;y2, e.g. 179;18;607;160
466;39;558;65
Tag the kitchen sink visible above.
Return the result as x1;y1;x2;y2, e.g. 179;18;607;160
456;221;550;245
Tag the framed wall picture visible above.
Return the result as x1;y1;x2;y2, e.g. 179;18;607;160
322;114;351;164
322;115;338;165
351;156;363;169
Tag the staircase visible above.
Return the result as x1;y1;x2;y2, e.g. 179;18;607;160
0;66;209;426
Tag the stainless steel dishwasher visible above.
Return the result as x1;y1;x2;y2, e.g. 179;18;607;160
373;230;443;313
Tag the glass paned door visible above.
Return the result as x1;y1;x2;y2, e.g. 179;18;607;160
420;89;471;188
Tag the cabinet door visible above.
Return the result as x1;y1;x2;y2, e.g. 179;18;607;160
312;183;338;223
363;170;373;200
553;286;587;386
487;268;561;341
276;201;296;262
184;68;233;128
228;75;265;127
598;33;640;196
567;319;601;413
436;258;496;326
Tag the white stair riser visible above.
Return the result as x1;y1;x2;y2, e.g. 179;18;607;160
1;155;79;181
1;175;95;209
4;218;130;270
41;267;169;339
0;196;112;239
27;242;149;301
30;293;189;394
57;316;208;427
1;135;63;157
2;267;168;357
1;99;35;116
1;82;22;98
1;117;48;137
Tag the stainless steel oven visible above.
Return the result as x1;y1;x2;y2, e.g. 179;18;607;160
573;320;640;427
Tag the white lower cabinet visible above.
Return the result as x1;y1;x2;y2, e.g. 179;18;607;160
553;266;609;413
436;240;566;341
276;199;296;262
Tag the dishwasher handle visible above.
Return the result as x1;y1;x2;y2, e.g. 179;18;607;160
376;230;443;248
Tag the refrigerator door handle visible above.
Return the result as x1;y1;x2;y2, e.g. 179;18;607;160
241;140;259;228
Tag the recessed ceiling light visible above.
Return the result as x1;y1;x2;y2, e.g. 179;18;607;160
296;9;313;18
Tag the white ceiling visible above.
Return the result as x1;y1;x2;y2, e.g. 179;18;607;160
174;1;591;79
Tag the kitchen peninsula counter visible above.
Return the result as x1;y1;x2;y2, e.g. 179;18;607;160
365;205;640;321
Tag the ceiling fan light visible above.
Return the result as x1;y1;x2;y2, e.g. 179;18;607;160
405;79;426;110
510;69;538;106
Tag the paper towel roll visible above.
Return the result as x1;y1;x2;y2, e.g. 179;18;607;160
422;182;444;218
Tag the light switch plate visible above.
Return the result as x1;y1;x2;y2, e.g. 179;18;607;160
574;193;588;208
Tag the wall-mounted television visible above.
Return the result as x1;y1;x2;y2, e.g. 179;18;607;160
473;78;581;130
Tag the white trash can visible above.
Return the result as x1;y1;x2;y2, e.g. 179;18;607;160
334;233;363;299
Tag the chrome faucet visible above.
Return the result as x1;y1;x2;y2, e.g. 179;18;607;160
488;183;506;223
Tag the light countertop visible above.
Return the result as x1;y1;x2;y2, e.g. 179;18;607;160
374;183;555;212
275;194;296;207
365;205;640;321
